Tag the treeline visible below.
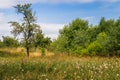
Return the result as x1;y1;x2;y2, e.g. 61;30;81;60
0;36;19;48
0;36;51;49
50;18;120;57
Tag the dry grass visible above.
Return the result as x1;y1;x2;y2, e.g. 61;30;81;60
30;50;54;58
0;47;55;58
0;54;120;80
0;47;25;54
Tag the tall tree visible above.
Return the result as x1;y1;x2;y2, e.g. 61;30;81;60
9;4;41;57
51;18;89;54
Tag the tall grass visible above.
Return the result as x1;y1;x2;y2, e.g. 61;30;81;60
0;47;25;57
0;55;120;80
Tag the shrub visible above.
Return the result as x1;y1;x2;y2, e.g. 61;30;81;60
73;46;88;56
87;41;103;56
41;48;46;57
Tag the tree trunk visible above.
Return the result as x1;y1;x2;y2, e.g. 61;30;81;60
26;47;29;57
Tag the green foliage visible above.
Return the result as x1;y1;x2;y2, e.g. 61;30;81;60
40;37;52;48
50;36;68;53
0;40;5;48
73;46;88;56
51;19;89;54
87;41;102;56
33;30;51;49
87;32;110;56
40;48;45;57
51;17;120;57
2;36;19;47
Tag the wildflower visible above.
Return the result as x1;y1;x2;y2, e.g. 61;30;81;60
22;69;24;72
11;76;14;79
103;63;108;69
117;74;119;76
54;67;57;70
42;74;46;77
111;66;113;69
77;76;80;79
74;72;77;75
99;65;102;68
76;65;80;69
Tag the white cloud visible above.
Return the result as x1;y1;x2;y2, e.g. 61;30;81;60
15;0;120;4
0;11;64;40
0;0;120;9
0;23;11;38
0;0;95;8
0;12;20;39
83;16;95;21
33;0;95;3
0;12;64;39
40;23;64;39
0;13;9;30
101;0;119;3
0;0;16;9
82;16;96;24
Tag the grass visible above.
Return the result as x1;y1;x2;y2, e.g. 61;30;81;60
0;48;120;80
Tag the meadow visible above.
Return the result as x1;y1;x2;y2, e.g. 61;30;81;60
0;48;120;80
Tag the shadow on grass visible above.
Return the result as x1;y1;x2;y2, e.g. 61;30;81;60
0;51;22;57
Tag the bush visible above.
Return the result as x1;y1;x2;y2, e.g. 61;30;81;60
0;41;5;48
41;48;45;57
87;41;103;56
73;46;88;56
2;36;19;48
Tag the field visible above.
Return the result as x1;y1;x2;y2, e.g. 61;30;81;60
0;48;120;80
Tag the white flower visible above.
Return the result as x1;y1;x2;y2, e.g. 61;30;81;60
117;74;119;76
42;74;46;77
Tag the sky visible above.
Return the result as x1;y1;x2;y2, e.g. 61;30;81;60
0;0;120;40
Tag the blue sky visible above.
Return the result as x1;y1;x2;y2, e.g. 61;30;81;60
0;0;120;39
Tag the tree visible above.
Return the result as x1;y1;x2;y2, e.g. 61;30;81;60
34;29;43;49
41;37;52;48
50;17;120;57
98;17;120;55
51;18;89;54
50;35;68;53
9;4;41;57
2;36;19;47
0;39;5;48
34;29;52;50
87;32;110;56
